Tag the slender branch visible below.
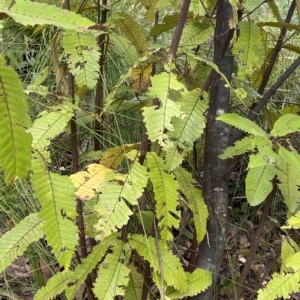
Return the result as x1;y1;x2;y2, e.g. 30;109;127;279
168;0;191;57
94;0;107;151
236;179;277;298
258;0;296;95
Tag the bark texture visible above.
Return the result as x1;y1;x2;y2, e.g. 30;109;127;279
191;1;234;299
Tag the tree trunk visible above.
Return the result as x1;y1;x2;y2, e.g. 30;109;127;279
190;1;234;299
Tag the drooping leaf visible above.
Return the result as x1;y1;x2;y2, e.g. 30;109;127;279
232;22;263;80
267;0;282;22
34;271;73;300
65;233;118;300
277;147;300;215
62;30;101;89
217;113;267;137
165;269;212;299
93;242;131;299
246;164;276;206
124;264;144;300
113;13;149;54
28;104;73;151
31;152;78;269
2;0;94;32
180;21;213;48
271;114;300;137
94;153;148;239
174;167;208;243
109;33;139;65
150;13;179;36
147;152;180;241
129;234;188;292
166;89;208;170
0;56;32;183
0;213;44;273
143;72;184;149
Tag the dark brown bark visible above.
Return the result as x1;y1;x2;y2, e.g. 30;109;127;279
168;0;191;57
190;1;234;299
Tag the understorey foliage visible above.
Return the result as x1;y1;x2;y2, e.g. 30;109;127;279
0;0;300;299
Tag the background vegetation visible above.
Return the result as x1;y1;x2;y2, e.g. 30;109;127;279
1;0;300;299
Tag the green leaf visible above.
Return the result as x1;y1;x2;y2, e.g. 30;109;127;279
94;153;148;239
246;164;276;206
217;113;267;137
282;211;300;229
174;167;208;243
257;22;300;32
93;242;131;299
114;13;149;54
66;233;118;300
147;152;180;241
62;30;101;89
3;0;94;32
34;271;73;300
28;104;73;151
0;214;44;273
150;13;179;36
143;72;184;149
271;114;300;137
165;269;212;299
129;234;188;292
219;136;255;159
166;89;208;170
180;21;213;48
124;264;144;300
257;271;300;300
267;0;282;22
0;57;32;183
31;152;78;269
109;33;139;65
277;147;300;214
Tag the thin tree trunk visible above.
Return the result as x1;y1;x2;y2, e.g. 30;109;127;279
190;1;234;299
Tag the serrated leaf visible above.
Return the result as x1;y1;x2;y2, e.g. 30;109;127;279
124;264;144;300
174;167;208;243
267;0;282;22
3;0;94;32
93;242;130;299
62;30;100;89
271;114;300;137
232;22;264;80
147;152;180;241
34;271;73;300
282;211;300;229
166;89;208;170
28;104;73;151
114;13;149;54
219;136;255;159
100;144;139;169
277;147;300;214
70;163;113;200
31;152;78;269
0;58;32;183
0;213;44;273
165;269;212;299
109;33;139;65
257;271;300;300
129;234;187;292
66;233;117;300
246;164;276;206
217;113;267;137
143;72;184;149
180;21;213;47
